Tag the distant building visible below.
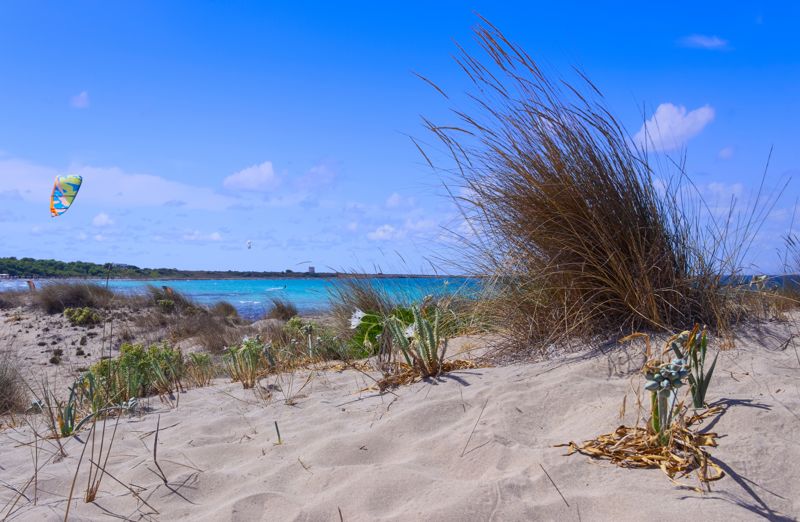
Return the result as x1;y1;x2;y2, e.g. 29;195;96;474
0;273;9;279
308;266;315;274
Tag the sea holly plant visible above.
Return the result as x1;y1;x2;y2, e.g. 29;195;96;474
668;325;718;409
644;357;690;445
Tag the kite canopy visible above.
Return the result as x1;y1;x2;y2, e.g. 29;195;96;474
50;175;83;217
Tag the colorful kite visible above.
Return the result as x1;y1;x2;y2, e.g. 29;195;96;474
50;175;83;217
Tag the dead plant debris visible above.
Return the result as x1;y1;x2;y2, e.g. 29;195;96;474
559;406;724;492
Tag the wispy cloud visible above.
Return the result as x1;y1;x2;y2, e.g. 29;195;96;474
92;212;114;227
367;224;402;241
385;192;415;209
634;103;715;152
678;34;729;50
70;91;90;108
223;161;281;192
296;162;336;190
182;230;223;241
718;146;735;160
0;157;237;211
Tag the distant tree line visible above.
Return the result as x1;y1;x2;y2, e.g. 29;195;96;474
0;257;334;279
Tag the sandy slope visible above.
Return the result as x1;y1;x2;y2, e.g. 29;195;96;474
1;324;799;521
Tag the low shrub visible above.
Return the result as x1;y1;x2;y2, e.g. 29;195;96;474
156;299;176;313
147;285;195;311
88;343;185;405
64;306;103;326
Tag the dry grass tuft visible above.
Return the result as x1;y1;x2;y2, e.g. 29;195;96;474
0;356;28;414
376;360;479;391
0;289;28;310
265;298;299;321
211;300;239;319
35;283;114;314
421;19;777;354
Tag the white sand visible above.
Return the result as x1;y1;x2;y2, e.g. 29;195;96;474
2;324;799;521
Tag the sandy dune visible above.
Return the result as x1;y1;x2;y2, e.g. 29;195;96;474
2;324;799;521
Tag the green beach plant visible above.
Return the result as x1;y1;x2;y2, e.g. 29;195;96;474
186;352;215;387
668;326;718;409
64;307;102;326
384;305;447;377
224;337;272;388
349;308;383;356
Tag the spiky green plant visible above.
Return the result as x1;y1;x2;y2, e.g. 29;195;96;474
224;338;271;388
186;352;215;387
385;305;447;377
669;326;718;409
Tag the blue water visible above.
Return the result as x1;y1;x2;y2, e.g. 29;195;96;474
0;277;476;319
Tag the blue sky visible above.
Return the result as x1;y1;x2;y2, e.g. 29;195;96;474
1;1;798;273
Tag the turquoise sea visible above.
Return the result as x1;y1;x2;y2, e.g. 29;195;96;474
0;277;475;319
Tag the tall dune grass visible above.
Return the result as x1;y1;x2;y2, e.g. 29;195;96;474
265;298;299;321
35;283;114;314
421;19;773;352
0;357;27;414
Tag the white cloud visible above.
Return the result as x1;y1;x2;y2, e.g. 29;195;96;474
223;161;280;192
718;146;735;160
92;212;114;227
183;230;223;241
346;221;359;231
71;91;90;109
0;157;237;211
634;103;715;152
404;218;435;231
386;193;403;208
94;234;106;242
367;224;403;241
297;163;336;190
385;192;416;209
678;35;729;50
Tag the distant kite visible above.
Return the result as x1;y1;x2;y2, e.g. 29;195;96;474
247;240;252;250
50;175;83;217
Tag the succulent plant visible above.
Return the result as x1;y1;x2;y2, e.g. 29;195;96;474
669;326;718;409
644;357;689;445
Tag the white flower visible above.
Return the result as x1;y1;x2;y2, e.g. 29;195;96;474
404;324;415;339
350;309;366;329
